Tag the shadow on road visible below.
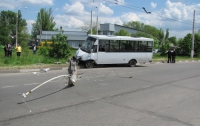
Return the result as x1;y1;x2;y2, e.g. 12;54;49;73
78;64;148;69
17;85;72;105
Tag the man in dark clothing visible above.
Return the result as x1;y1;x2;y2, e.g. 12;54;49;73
166;49;172;63
171;49;176;63
7;43;12;57
4;44;8;57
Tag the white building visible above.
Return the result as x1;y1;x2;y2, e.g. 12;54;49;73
37;23;139;48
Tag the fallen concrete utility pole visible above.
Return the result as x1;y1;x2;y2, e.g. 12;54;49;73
20;59;78;98
20;75;70;98
68;59;78;87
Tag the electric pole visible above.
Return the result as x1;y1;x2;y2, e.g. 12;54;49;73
191;10;195;58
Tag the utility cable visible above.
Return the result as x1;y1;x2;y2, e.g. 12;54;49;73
101;0;200;28
78;69;132;78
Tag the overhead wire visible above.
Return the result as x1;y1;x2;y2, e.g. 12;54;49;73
100;0;200;28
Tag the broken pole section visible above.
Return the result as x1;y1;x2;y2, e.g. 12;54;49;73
68;59;78;87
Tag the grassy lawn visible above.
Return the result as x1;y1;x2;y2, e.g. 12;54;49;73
153;53;200;62
0;48;199;70
0;47;77;70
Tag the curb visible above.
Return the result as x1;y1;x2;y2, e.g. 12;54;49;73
0;67;68;74
0;70;21;73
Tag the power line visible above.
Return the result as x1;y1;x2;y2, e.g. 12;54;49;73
101;0;200;28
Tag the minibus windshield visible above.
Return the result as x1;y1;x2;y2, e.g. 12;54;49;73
80;37;96;53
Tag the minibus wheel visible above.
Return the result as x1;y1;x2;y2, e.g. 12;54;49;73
129;60;136;67
85;61;94;68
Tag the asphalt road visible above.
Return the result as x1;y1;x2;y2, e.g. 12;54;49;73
0;62;200;126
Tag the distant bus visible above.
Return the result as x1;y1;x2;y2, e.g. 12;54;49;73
74;35;154;68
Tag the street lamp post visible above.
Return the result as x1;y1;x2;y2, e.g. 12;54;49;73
16;7;27;47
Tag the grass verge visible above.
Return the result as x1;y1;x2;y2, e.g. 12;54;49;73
0;49;199;70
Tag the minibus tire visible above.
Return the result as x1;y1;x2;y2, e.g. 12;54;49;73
85;61;94;68
129;60;136;67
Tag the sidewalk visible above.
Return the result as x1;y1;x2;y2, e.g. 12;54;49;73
0;60;199;74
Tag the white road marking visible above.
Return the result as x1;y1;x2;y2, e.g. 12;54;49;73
2;83;39;88
99;83;108;85
2;85;18;88
24;83;38;86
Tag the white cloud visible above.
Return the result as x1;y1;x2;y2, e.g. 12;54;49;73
120;12;140;23
55;15;85;30
151;2;157;9
98;16;123;25
26;20;35;33
170;29;192;38
0;2;15;10
0;0;18;10
63;2;89;16
20;0;53;5
98;3;113;15
0;0;53;10
141;0;200;38
162;0;189;20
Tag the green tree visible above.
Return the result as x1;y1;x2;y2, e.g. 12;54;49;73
80;21;98;35
115;29;130;36
0;12;9;45
123;21;161;39
131;32;159;49
20;27;31;47
177;33;192;56
0;10;28;45
168;36;177;46
31;8;56;39
194;33;200;56
17;10;28;45
48;30;71;59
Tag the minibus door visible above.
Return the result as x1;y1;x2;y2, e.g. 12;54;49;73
89;43;98;63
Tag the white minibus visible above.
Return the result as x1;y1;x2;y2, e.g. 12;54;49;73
74;35;154;68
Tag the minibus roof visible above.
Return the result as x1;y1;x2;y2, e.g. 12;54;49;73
88;35;154;41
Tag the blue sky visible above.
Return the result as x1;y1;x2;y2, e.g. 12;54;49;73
1;0;200;38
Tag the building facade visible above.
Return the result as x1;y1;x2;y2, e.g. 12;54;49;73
37;23;139;48
36;31;88;48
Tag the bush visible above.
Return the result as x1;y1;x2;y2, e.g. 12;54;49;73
39;46;49;57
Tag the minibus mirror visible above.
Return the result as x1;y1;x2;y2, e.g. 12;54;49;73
90;49;93;53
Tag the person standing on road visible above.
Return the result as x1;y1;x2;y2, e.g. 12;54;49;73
15;44;22;57
171;49;176;63
4;44;8;57
166;49;172;63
